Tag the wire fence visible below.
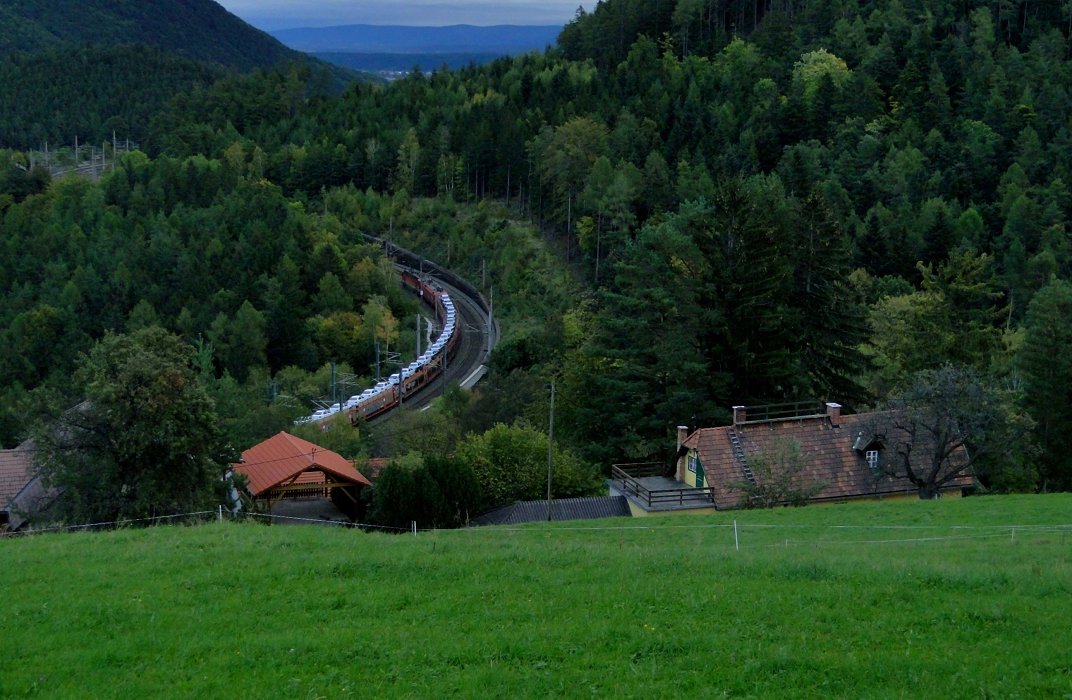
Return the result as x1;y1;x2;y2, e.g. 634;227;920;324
435;519;1072;550
4;510;219;536
5;505;1071;551
238;510;408;532
3;506;411;537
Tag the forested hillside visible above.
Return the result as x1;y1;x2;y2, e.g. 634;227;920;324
0;45;225;148
4;0;1072;510
0;0;347;149
0;0;300;70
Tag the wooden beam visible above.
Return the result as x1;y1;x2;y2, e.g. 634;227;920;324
334;487;359;505
267;472;304;509
268;479;360;493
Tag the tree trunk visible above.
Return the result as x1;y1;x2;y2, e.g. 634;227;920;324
918;483;940;500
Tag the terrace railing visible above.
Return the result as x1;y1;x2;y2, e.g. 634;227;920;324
610;463;716;510
736;401;827;424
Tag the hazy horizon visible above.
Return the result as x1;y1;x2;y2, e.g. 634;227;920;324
216;1;584;31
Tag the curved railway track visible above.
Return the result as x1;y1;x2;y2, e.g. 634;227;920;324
377;270;495;418
296;239;498;427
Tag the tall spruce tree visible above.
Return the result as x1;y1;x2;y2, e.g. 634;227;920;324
1019;279;1072;490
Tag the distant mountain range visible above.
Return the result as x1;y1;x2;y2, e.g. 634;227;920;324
0;0;301;70
0;0;353;148
312;52;506;74
271;24;562;55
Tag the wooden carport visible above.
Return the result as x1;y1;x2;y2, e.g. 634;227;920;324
232;432;371;518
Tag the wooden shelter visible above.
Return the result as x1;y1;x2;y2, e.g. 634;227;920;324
232;432;371;519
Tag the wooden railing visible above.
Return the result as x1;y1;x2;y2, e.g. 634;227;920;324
612;462;665;478
610;463;716;509
737;401;827;424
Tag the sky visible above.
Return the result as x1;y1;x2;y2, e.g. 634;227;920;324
216;1;584;30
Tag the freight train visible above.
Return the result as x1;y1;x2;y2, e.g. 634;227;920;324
295;270;459;427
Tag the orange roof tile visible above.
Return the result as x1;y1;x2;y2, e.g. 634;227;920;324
0;444;35;508
232;432;370;497
685;412;974;509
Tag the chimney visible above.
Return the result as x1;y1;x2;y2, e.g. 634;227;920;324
826;402;842;426
675;425;689;482
732;405;747;425
676;425;689;450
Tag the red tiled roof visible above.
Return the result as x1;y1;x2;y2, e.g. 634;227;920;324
359;458;391;482
232;432;370;497
0;444;35;508
684;412;974;509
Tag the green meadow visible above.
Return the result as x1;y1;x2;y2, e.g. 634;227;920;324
2;495;1070;698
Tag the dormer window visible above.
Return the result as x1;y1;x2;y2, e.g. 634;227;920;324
854;432;884;455
865;449;880;471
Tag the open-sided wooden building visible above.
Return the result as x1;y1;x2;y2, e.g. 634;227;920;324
232;432;371;520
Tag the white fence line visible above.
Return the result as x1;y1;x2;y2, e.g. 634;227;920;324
240;511;408;531
6;510;218;536
442;521;1072;535
6;508;1070;550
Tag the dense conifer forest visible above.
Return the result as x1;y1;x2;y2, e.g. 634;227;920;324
4;0;1072;523
0;0;300;69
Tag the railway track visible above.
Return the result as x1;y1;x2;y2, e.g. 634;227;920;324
369;268;496;420
396;269;490;409
293;235;497;427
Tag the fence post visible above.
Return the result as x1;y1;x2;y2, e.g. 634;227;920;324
734;520;739;551
412;521;417;537
218;505;223;523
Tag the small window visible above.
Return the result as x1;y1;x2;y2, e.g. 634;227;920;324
688;454;699;474
865;449;880;471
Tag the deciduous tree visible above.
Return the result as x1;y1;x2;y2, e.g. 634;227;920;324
868;365;1032;499
34;328;231;523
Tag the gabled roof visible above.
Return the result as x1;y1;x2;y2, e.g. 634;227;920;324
683;412;973;509
233;432;370;497
8;475;53;531
0;443;35;511
473;496;632;526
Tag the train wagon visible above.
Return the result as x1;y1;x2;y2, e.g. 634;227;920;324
295;270;459;427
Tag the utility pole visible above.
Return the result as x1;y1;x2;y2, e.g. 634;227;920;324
488;286;494;360
546;379;555;522
416;313;421;358
375;339;381;381
567;191;572;243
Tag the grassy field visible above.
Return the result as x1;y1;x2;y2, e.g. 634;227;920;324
2;495;1070;698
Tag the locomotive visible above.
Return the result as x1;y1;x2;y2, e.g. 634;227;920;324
295;270;460;427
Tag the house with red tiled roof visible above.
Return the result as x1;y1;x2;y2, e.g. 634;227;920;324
232;432;372;520
0;441;57;532
1;443;36;530
672;402;975;510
